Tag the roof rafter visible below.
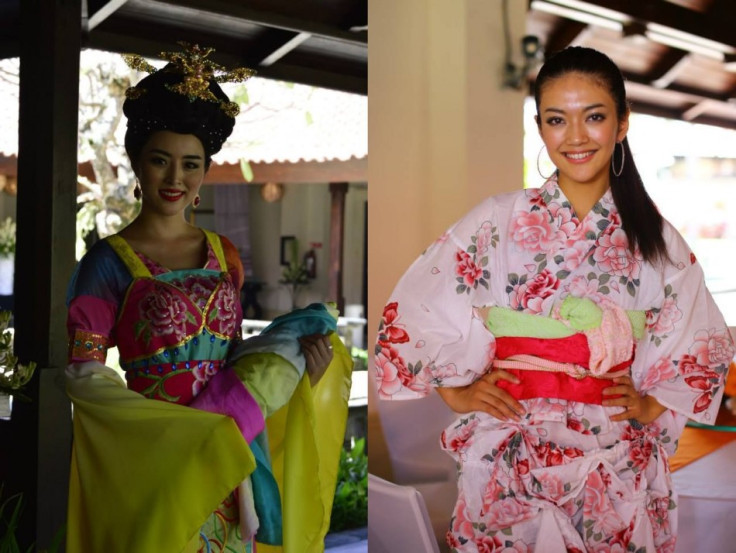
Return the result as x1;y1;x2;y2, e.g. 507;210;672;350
563;0;736;49
86;0;129;31
149;0;366;46
545;19;588;54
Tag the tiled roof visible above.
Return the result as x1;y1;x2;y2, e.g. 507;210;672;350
216;78;367;164
0;52;366;165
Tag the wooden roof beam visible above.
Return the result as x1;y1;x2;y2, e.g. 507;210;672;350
623;70;732;104
682;99;714;122
555;0;736;49
259;32;312;67
650;50;690;89
544;19;588;55
150;0;367;45
85;0;129;32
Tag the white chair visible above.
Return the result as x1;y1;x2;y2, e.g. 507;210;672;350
672;440;736;552
371;376;458;550
368;473;441;553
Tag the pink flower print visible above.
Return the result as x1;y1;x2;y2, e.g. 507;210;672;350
451;495;476;543
627;438;653;472
441;417;479;454
584;470;625;536
484;498;535;529
677;354;708;376
475;221;496;255
212;284;239;336
641;357;677;391
570;217;599;244
140;285;189;341
432;362;459;382
591;544;627;553
593;228;642;282
374;345;412;398
690;327;735;367
685;375;715;413
649;296;683;337
475;534;504;553
456;249;483;287
567;418;593;435
379;302;410;347
528;189;546;209
648;496;673;541
534;472;566;502
192;362;218;397
499;541;531;553
560;240;591;272
567;275;602;299
509;210;564;253
510;270;559;314
548;203;578;242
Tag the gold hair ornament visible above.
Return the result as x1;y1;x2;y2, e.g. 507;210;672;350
123;41;255;118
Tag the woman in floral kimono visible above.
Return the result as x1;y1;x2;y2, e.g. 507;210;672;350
66;44;350;553
375;46;734;552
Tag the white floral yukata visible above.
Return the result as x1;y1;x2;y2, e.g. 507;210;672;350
375;179;734;553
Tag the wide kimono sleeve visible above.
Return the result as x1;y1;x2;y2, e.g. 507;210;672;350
375;198;501;400
66;240;131;364
634;223;734;425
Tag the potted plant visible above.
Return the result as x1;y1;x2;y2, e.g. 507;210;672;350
0;218;15;296
0;310;36;414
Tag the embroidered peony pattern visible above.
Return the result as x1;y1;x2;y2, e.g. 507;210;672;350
136;284;194;345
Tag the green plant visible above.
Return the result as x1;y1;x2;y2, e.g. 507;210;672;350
0;487;64;553
329;437;367;532
0;487;25;553
350;347;367;371
0;219;15;258
0;312;35;401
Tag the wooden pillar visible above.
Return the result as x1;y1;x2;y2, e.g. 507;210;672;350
368;0;527;480
7;0;80;548
328;182;348;314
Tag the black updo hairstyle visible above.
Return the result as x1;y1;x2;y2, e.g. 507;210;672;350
534;46;667;265
123;63;236;171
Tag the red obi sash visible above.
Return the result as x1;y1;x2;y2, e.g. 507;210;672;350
493;335;633;404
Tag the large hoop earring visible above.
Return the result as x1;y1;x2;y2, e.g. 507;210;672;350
133;180;142;201
612;141;625;177
192;195;201;209
537;146;556;180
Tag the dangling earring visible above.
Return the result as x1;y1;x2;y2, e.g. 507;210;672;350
612;141;625;177
133;180;142;201
537;146;556;180
192;195;201;209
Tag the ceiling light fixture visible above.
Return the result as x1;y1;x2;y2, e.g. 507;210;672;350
532;0;736;67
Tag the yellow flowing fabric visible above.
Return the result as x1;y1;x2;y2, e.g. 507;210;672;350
66;366;256;553
258;332;353;553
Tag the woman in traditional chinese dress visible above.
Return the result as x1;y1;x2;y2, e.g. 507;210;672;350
375;46;733;552
65;44;350;553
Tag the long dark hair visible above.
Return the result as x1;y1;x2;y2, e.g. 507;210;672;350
534;46;667;264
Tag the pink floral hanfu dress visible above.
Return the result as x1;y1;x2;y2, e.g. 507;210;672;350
375;179;734;552
67;230;255;552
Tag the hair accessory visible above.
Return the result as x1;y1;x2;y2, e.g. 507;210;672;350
537;146;556;180
612;141;625;177
133;180;142;200
123;42;255;118
192;195;201;209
